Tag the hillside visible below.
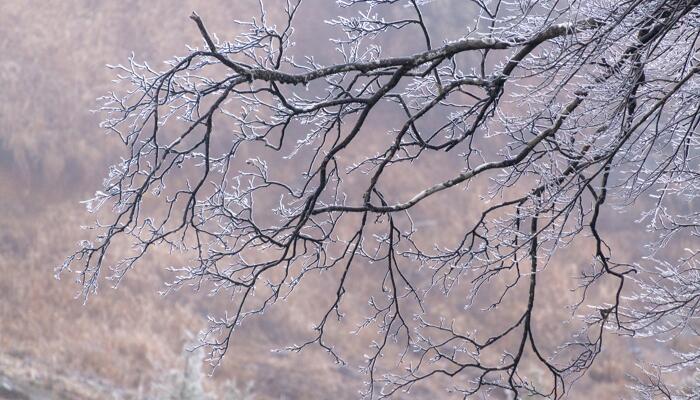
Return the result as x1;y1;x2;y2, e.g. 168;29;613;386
0;1;679;399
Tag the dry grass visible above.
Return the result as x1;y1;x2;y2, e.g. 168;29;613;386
0;1;671;399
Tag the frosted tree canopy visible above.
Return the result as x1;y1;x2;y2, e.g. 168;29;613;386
60;1;700;398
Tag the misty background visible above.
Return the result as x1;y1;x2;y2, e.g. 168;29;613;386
0;1;664;399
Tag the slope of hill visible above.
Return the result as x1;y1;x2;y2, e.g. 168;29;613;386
0;1;666;399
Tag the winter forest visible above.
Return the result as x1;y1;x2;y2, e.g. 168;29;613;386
2;0;700;399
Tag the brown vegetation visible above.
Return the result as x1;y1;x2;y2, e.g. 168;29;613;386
0;1;673;398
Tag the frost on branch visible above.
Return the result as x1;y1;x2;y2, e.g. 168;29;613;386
59;0;700;398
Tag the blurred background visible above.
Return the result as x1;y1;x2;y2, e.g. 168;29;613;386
0;1;662;399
